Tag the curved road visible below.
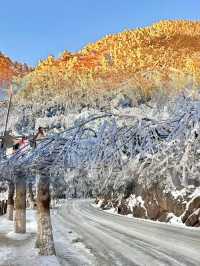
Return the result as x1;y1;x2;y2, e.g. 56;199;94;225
58;199;200;266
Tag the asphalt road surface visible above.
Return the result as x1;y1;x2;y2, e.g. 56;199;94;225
58;199;200;266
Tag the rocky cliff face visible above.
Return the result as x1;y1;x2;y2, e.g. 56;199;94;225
96;184;200;227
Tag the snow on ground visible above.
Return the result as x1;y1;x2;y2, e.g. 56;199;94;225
0;207;94;266
0;191;7;201
0;210;60;266
189;187;200;198
167;213;185;226
104;207;117;214
183;187;200;213
5;211;37;241
171;188;189;200
97;204;200;234
96;199;104;208
127;194;148;216
0;199;198;266
93;202;188;228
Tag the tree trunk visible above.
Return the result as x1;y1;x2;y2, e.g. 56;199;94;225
0;201;2;215
0;200;6;215
3;200;7;214
28;182;36;209
36;175;55;255
7;182;15;220
14;176;26;233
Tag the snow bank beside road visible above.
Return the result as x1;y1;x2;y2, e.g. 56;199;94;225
0;206;93;266
93;201;198;228
0;210;60;266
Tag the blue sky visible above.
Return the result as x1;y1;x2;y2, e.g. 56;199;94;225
1;0;200;66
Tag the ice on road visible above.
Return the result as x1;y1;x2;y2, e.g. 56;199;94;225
57;199;200;266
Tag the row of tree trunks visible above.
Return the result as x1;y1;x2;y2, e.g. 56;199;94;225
0;200;7;215
1;174;55;256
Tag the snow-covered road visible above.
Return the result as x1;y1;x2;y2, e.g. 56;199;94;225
58;199;200;266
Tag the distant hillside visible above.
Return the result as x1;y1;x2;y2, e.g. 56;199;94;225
0;52;31;88
17;20;200;102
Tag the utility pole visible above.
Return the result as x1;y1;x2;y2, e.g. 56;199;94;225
1;84;13;150
3;94;12;136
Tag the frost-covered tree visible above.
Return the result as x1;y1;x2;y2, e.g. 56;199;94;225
1;92;200;251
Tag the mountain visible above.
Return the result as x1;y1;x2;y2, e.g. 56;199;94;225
17;20;200;102
0;52;31;88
